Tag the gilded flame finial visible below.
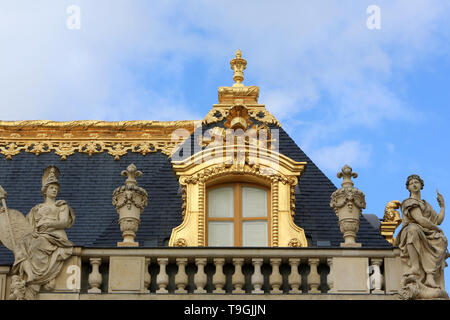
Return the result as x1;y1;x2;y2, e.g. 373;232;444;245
230;49;247;87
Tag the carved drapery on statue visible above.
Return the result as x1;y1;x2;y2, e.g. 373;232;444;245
395;174;448;300
0;166;75;300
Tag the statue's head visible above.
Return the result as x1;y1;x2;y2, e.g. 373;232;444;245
42;182;60;199
406;174;424;192
41;165;60;198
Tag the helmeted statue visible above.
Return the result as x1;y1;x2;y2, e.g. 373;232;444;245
395;174;449;299
0;166;75;300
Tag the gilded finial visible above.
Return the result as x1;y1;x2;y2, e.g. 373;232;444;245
230;49;247;87
337;165;358;188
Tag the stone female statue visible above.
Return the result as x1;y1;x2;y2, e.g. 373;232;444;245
395;174;448;299
0;166;75;299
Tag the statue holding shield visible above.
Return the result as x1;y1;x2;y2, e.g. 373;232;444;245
0;166;75;300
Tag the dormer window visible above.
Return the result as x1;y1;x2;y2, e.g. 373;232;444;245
168;50;308;248
169;142;308;247
207;183;270;247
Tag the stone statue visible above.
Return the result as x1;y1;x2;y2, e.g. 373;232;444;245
394;174;449;299
0;166;75;300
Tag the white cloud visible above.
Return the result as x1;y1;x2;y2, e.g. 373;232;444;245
309;141;372;173
0;0;449;131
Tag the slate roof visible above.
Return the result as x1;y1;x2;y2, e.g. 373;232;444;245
277;128;389;247
0;121;390;265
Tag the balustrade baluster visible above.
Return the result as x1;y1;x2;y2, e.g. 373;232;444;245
251;258;264;294
88;257;102;293
156;258;169;294
232;258;245;294
307;258;320;293
288;258;301;294
369;258;384;294
194;258;207;293
175;258;188;293
213;258;226;294
269;258;283;294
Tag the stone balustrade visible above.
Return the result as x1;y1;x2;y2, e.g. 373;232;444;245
0;247;403;299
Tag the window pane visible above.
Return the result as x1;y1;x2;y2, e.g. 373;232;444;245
208;187;234;218
242;221;268;246
208;221;234;246
242;187;267;217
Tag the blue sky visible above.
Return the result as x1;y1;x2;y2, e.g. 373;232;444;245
1;1;450;290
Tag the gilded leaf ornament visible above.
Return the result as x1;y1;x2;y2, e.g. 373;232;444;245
0;120;194;161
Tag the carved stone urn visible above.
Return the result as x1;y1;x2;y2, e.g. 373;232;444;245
112;164;148;247
330;165;366;247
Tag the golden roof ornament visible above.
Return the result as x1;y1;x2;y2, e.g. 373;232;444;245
202;50;281;127
230;49;247;87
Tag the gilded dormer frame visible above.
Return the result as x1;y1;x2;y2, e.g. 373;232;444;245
169;144;308;247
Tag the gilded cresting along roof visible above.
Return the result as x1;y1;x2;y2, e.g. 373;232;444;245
0;120;195;160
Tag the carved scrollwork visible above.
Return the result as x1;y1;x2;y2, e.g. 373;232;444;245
0;142;25;160
288;238;301;248
175;238;188;247
0;120;194;160
203;109;229;126
202;105;281;128
180;162;289;186
247;108;281;127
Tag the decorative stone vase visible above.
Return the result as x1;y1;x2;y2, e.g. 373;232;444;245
330;165;366;247
112;164;148;247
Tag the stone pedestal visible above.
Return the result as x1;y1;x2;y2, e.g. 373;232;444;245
53;254;82;292
333;257;370;294
108;256;147;293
